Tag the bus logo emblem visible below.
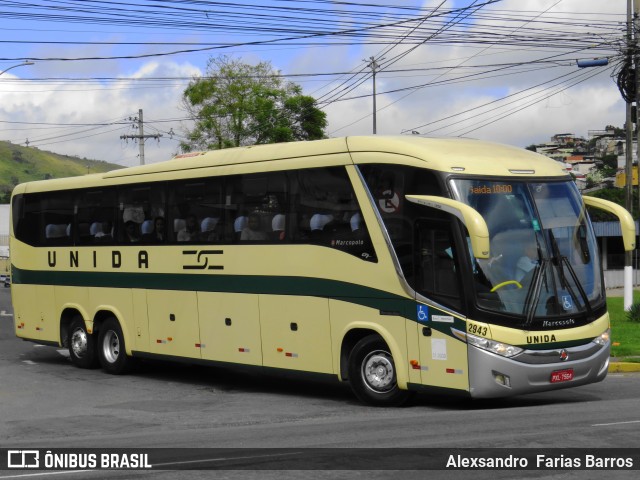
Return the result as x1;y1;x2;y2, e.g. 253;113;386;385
7;450;39;468
182;250;224;270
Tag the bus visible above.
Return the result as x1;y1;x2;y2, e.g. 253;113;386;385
1;246;9;287
9;136;635;406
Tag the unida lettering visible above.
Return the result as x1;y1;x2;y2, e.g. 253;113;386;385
527;334;557;344
47;250;149;269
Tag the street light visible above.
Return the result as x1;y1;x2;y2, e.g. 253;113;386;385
0;61;34;77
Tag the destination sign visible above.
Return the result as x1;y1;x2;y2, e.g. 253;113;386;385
468;184;513;195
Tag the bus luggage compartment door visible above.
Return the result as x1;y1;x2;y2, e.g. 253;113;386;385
260;295;332;374
197;292;262;366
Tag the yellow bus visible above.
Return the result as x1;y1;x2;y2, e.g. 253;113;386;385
9;136;635;406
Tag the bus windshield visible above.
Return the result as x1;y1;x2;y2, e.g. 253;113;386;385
449;179;604;324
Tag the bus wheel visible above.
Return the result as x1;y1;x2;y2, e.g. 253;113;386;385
98;318;132;374
68;316;99;369
347;335;410;407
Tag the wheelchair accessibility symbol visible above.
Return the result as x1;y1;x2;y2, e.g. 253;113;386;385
417;305;429;322
561;295;573;311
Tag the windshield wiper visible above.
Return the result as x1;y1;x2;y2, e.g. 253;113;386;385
524;259;547;326
547;230;592;318
522;236;546;325
548;230;566;286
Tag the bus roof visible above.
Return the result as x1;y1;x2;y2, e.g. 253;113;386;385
14;136;568;194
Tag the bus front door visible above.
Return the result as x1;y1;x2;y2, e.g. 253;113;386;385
414;219;469;393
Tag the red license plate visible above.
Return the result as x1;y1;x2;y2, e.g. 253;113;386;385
550;368;574;383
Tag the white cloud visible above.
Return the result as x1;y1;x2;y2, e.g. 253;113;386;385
316;0;626;148
0;0;627;167
0;60;201;167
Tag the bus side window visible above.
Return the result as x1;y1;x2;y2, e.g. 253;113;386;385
230;171;288;244
22;192;74;247
116;183;165;245
77;189;117;245
293;166;377;262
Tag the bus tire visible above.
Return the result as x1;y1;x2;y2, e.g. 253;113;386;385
347;335;410;407
68;316;99;369
98;317;132;374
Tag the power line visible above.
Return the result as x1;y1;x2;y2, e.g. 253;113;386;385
0;1;628;158
452;66;610;137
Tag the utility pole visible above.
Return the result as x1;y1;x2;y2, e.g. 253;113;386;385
625;0;635;310
365;56;382;134
635;0;640;227
120;109;162;165
631;0;640;309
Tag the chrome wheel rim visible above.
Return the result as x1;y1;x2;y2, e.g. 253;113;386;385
361;350;395;393
102;330;120;364
71;328;87;358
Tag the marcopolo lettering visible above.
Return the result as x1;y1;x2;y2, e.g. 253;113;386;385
46;250;149;269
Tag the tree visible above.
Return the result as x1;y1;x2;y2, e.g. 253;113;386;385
181;56;327;151
587;187;638;220
601;153;618;170
605;125;624;136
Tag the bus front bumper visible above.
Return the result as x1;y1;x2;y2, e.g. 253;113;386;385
467;341;610;399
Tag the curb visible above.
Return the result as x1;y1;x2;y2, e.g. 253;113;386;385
608;362;640;373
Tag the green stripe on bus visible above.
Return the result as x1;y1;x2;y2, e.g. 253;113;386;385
11;267;597;347
12;265;415;317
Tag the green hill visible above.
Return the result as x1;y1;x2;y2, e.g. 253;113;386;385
0;141;123;202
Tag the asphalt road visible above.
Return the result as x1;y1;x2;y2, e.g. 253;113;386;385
1;287;639;480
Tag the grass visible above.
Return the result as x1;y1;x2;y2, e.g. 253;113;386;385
607;290;640;360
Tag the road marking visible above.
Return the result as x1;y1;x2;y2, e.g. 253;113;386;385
0;471;89;479
21;360;37;365
152;450;303;468
0;310;13;316
592;420;640;427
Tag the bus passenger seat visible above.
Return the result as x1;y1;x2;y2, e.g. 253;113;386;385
309;213;332;241
201;217;219;233
234;216;247;241
201;217;220;242
271;214;285;241
310;214;332;231
45;224;68;239
141;220;154;235
89;222;103;236
174;218;186;234
350;212;362;232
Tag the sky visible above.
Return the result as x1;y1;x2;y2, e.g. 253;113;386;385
0;0;629;168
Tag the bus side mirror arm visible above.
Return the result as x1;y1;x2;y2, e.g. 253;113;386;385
583;196;636;252
405;195;490;259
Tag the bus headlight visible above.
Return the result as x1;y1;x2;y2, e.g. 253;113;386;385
593;328;610;347
467;333;523;358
